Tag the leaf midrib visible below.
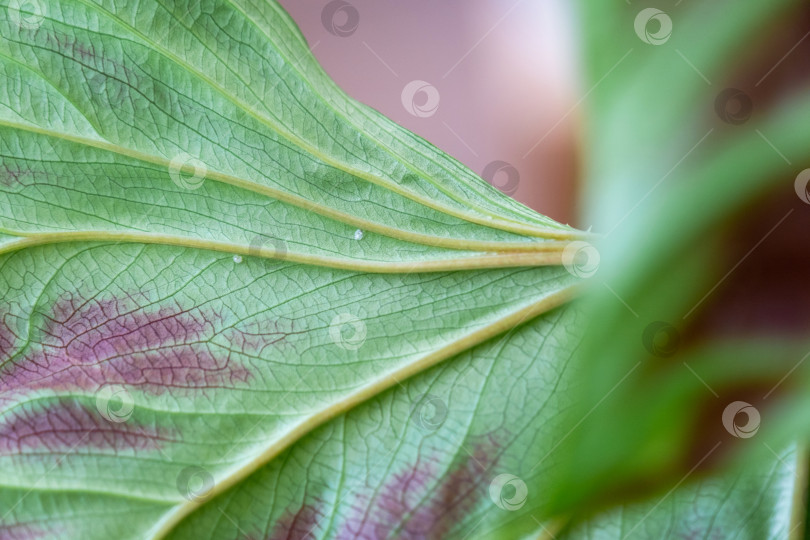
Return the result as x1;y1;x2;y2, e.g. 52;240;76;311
0;231;569;273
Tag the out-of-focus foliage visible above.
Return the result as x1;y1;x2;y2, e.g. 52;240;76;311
504;0;810;538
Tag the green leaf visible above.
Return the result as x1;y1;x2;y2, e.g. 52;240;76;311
0;243;580;539
1;0;806;537
0;0;586;538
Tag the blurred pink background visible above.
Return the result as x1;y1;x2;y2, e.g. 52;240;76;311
279;0;583;226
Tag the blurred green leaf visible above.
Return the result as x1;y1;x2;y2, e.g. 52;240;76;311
542;0;810;534
560;445;801;540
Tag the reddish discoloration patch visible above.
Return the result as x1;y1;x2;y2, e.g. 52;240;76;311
43;29;101;69
0;523;51;540
72;42;99;64
0;400;168;454
340;432;505;540
680;528;725;540
0;163;32;187
0;307;18;360
262;503;323;540
0;292;252;398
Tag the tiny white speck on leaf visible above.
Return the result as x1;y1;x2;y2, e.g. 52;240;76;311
233;255;243;263
353;229;364;240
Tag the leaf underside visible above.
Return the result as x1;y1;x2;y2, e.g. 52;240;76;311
0;0;586;538
0;0;803;539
